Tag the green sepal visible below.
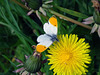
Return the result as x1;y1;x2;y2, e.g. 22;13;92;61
93;10;100;25
24;55;41;73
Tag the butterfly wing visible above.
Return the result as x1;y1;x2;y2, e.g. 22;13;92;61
36;34;53;53
44;16;58;35
36;16;58;53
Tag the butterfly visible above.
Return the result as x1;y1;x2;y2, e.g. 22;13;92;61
36;16;58;53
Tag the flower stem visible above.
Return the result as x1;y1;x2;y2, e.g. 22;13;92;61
49;9;92;30
11;0;29;10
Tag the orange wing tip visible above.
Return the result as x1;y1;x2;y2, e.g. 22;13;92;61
36;45;47;53
49;16;57;27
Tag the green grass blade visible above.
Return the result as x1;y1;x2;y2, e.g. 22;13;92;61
4;0;20;30
2;55;16;67
55;5;88;19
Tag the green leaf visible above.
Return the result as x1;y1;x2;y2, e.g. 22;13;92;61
2;55;16;67
55;5;88;19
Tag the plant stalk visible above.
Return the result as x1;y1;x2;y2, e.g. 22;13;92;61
49;9;92;30
11;0;29;10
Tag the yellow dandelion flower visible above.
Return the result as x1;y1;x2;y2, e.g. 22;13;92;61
47;34;91;75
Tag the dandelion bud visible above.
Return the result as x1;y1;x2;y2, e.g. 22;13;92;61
25;0;42;10
92;0;100;24
24;55;41;73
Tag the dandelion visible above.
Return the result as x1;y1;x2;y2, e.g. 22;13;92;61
13;51;42;75
22;0;53;19
47;34;91;75
82;0;100;37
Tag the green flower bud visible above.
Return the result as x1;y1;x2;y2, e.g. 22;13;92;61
93;10;100;24
24;55;41;73
25;0;42;10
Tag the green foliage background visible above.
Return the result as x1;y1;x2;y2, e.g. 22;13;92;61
0;0;100;75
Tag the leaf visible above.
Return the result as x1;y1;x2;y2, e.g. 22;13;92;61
2;55;16;67
55;5;88;19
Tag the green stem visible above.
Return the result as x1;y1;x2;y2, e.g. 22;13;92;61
55;5;88;19
49;9;92;30
11;0;30;10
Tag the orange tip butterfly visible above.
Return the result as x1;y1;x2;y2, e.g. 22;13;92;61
36;16;58;53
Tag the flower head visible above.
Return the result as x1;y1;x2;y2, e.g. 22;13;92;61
82;0;100;37
13;51;42;75
22;0;53;19
47;34;91;75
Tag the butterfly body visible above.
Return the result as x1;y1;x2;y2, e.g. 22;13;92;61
45;34;57;42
